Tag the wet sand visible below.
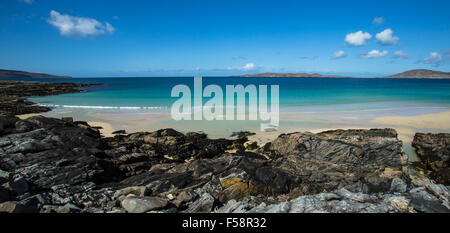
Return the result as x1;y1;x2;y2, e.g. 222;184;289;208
16;112;48;120
370;111;450;130
24;109;450;145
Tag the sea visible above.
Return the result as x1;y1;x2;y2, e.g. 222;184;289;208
3;76;449;112
3;76;450;161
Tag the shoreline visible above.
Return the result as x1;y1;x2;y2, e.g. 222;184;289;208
25;106;450;163
2;112;449;213
7;79;450;162
2;79;450;213
31;108;450;140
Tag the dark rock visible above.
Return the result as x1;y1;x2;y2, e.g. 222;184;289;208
0;80;100;116
244;141;258;150
0;187;11;203
112;130;127;135
121;196;168;213
1;109;447;213
113;186;148;200
408;186;449;213
0;201;38;213
61;117;73;124
412;133;450;185
390;178;408;193
55;203;82;213
9;175;29;195
409;197;449;213
0;116;19;136
262;129;406;194
183;190;216;213
172;191;198;208
230;131;256;138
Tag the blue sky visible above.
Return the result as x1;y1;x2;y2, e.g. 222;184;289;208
0;0;449;77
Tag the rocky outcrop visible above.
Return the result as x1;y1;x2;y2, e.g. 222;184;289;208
218;181;449;213
262;129;408;194
0;80;99;116
2;114;447;213
412;133;450;185
3;79;447;213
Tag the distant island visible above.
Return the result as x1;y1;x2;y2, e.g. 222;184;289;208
385;69;450;79
0;69;71;78
233;69;450;79
2;68;449;79
232;72;350;78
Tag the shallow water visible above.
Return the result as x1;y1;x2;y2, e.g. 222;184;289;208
4;76;450;160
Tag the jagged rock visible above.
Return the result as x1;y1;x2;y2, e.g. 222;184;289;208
55;203;82;213
18;193;49;209
0;170;10;185
61;117;73;124
384;195;411;212
0;201;38;213
390;178;408;193
0;80;99;116
112;130;126;135
0;187;11;203
9;175;29;195
409;186;449;213
183;189;216;213
0;116;19;136
121;196;168;213
230;131;256;138
113;186;148;200
412;133;450;185
424;182;449;200
172;191;198;208
263;129;406;194
333;189;376;203
244;141;258;150
81;207;105;213
1;112;449;213
248;190;395;213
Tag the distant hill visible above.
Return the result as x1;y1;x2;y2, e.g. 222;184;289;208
232;69;450;79
231;72;350;78
0;69;71;78
385;69;450;79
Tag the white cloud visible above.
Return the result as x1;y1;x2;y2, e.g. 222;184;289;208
332;50;346;59
375;28;399;45
228;63;257;71
424;52;442;63
422;50;450;66
392;50;410;59
373;17;385;25
47;10;115;38
345;31;372;46
361;50;389;59
242;63;255;70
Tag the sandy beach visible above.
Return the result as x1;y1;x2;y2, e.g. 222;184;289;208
28;108;450;148
16;112;48;120
371;111;450;129
16;112;118;138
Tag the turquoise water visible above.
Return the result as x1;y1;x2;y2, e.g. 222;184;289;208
4;77;450;112
5;76;449;162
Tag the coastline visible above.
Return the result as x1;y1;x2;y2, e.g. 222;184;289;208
32;107;450;141
25;105;450;163
2;79;450;213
